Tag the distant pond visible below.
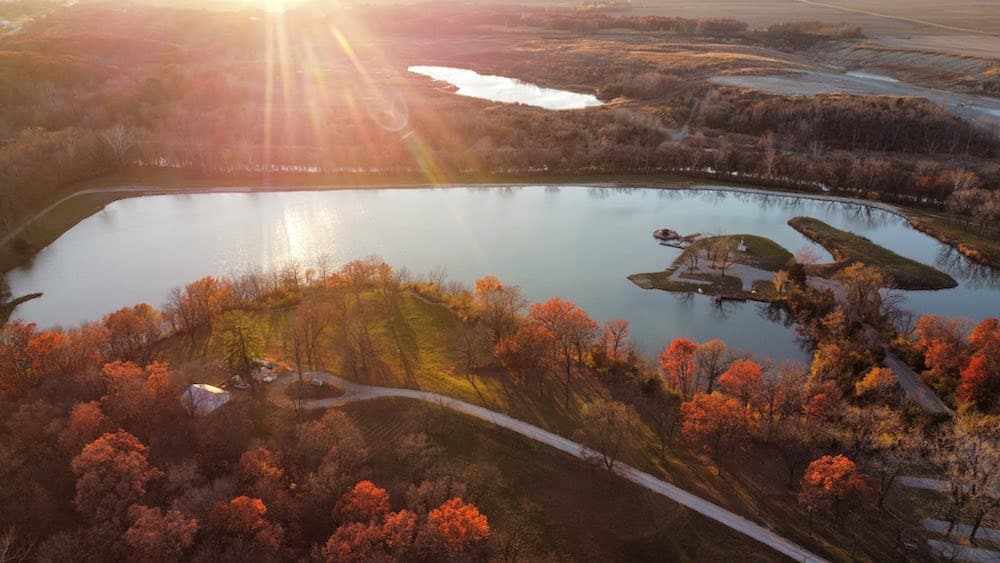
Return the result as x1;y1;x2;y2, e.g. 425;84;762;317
408;65;603;110
8;185;1000;363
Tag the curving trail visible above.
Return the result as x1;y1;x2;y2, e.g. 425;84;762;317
271;372;829;563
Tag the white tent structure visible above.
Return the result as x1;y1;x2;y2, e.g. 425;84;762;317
181;384;231;415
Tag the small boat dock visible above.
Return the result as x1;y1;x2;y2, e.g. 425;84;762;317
653;228;701;249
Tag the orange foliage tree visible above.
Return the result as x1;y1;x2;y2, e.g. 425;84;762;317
427;498;490;555
100;361;178;437
959;318;1000;411
799;454;872;524
680;392;755;461
527;298;598;407
915;315;970;397
0;321;68;400
334;480;391;524
164;276;231;350
660;338;697;398
70;430;162;523
718;358;765;408
205;496;285;554
103;303;162;364
58;401;115;456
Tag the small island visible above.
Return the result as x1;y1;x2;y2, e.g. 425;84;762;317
787;217;958;290
630;217;958;300
628;233;792;302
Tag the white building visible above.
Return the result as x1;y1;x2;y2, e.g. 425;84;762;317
181;384;231;415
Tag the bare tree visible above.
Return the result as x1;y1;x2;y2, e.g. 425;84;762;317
574;399;640;472
0;526;30;563
101;123;142;167
946;169;980;193
932;420;1000;540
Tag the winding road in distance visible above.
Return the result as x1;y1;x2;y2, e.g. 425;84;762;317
270;372;829;563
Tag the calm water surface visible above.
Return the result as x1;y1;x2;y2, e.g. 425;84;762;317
9;186;999;362
408;66;602;110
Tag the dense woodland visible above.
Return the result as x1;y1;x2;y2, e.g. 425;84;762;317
0;255;997;560
0;3;998;245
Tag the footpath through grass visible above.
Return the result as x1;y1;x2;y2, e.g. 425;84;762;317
159;285;919;561
345;397;783;563
788;216;957;290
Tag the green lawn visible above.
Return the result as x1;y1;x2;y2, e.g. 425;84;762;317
788;216;957;290
681;234;793;273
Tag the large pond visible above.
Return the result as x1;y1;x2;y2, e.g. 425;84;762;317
408;66;603;110
8;186;999;362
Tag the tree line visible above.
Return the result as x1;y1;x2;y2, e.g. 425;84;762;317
1;255;998;558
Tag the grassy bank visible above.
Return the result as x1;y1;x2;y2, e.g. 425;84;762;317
344;397;781;562
788;217;958;290
904;210;1000;269
158;282;918;561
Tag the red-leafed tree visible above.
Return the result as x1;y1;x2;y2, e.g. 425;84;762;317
70;430;162;523
960;318;1000;411
204;496;285;554
799;454;872;524
718;358;765;408
427;498;490;555
334;480;391;524
915;315;970;396
660;338;697;398
681;392;755;461
527;298;598;407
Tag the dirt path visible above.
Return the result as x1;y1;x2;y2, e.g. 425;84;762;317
269;372;829;562
882;348;953;415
